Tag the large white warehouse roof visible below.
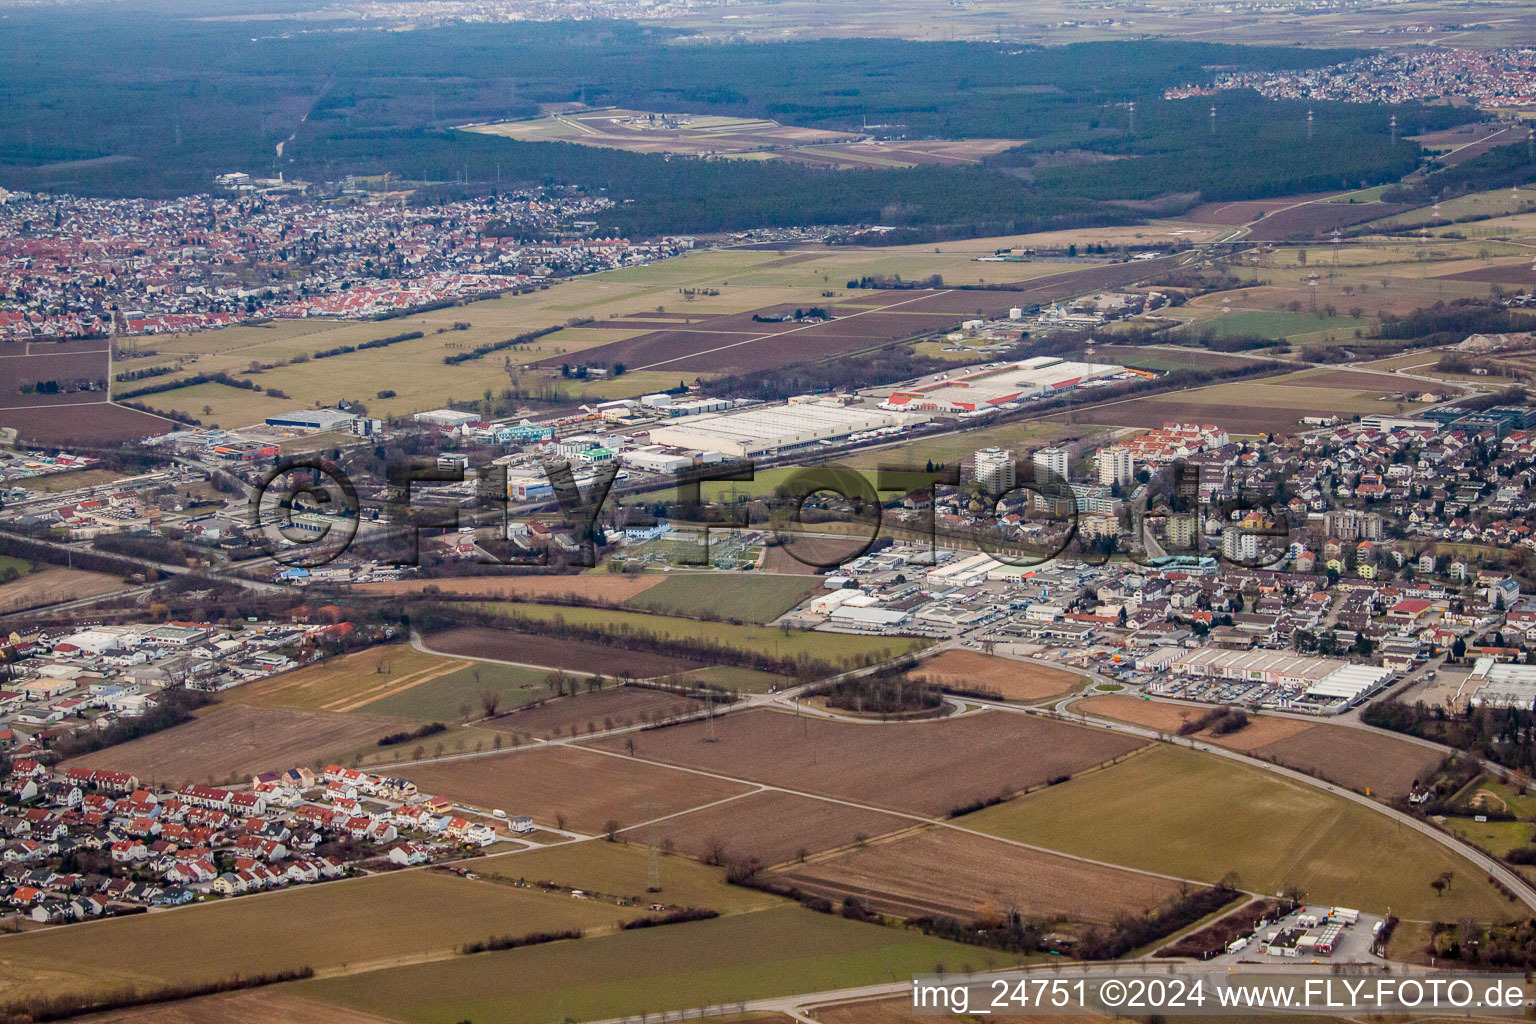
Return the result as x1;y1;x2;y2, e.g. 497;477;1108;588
648;402;927;459
881;358;1125;414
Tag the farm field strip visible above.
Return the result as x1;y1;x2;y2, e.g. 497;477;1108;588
325;659;474;713
459;604;924;665
0;869;647;1003
422;626;710;677
960;743;1517;921
232;644;452;711
60;703;412;788
296;905;1015;1024
473;840;784;914
569;722;1210;887
770;825;1185;924
909;650;1084;701
585;707;1144;818
391;708;1201;890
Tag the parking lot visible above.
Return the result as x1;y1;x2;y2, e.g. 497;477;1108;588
1210;905;1387;967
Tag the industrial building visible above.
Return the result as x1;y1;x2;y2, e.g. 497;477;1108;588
879;356;1125;415
1467;658;1536;707
265;409;358;431
413;408;479;429
1171;648;1390;703
647;402;927;459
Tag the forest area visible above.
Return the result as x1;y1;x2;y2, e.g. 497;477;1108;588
0;14;1480;237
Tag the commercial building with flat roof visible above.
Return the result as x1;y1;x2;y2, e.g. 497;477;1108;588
1305;664;1392;703
880;357;1124;415
1173;648;1390;703
1468;658;1536;707
265;409;357;431
1172;648;1345;687
647;402;927;459
413;409;479;428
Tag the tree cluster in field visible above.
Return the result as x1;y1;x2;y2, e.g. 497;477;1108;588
113;364;177;383
1377;302;1535;342
377;721;448;746
312;329;424;362
459;928;583;955
946;793;1011;818
0;967;315;1023
1077;883;1242;961
1382;140;1536;209
846;275;943;291
1177;705;1248;736
1156;898;1289;959
813;668;943;715
92;531;186;567
443;324;563;365
1427;917;1536;966
620;908;719;929
0;532;167;581
115;370;259;401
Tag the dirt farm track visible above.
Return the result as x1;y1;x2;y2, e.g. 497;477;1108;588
589;708;1145;817
773;826;1182;923
426;626;705;676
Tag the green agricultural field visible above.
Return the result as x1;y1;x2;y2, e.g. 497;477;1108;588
476;840;783;913
623;573;820;622
1368;186;1536;231
297;906;1016;1024
127;380;295;428
363;661;552;720
692;466;819;501
682;665;790;693
1325;185;1391;204
1476;778;1536;821
0;555;30;577
473;601;927;666
110;248;922;425
1177;310;1349;341
1443;817;1534;859
963;745;1516;922
15;468;124;493
0;870;647;1005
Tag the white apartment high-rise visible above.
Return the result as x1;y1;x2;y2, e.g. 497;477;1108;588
1222;528;1258;563
973;447;1016;492
1032;446;1070;483
1096;445;1134;487
1167;513;1198;550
